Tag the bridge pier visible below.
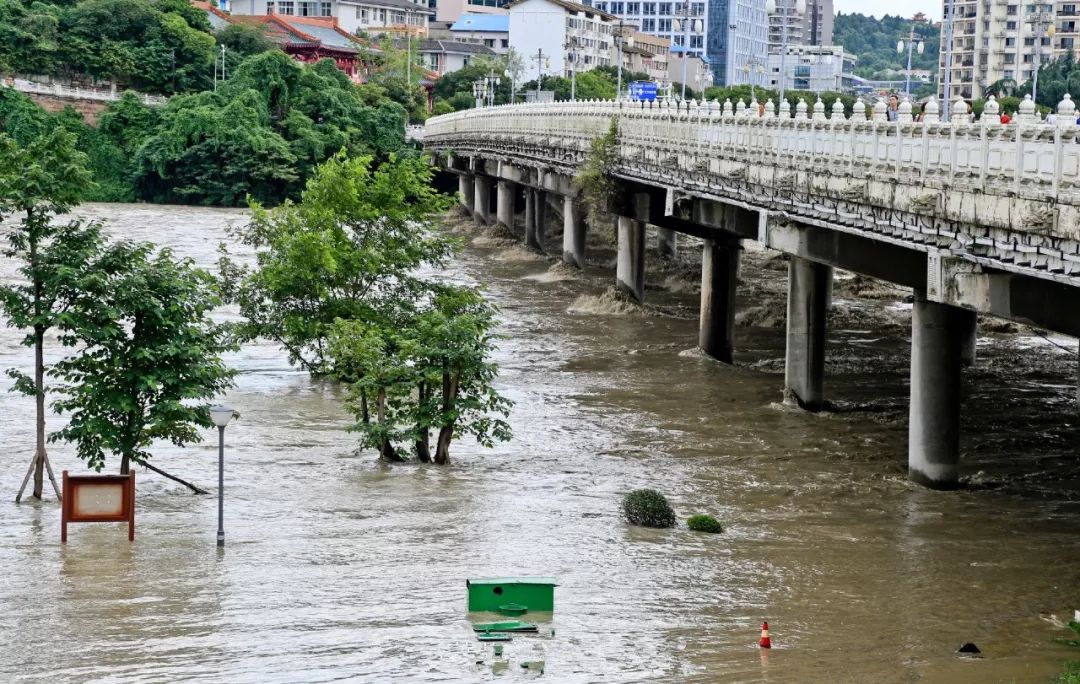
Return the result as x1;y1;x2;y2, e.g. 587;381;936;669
496;180;514;231
657;228;677;260
525;189;546;251
698;235;741;363
908;296;974;489
473;176;492;226
784;258;832;411
961;314;977;367
616;194;648;302
563;197;586;269
458;174;474;214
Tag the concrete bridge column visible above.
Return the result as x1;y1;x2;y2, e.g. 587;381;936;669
473;176;491;226
496;180;514;231
616;193;649;303
698;235;741;363
784;258;832;411
458;174;474;214
562;197;586;269
960;313;978;367
525;189;547;251
657;228;677;260
908;295;972;490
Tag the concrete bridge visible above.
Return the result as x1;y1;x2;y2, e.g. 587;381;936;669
423;93;1080;490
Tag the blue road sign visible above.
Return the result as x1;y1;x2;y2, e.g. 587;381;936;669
629;81;658;102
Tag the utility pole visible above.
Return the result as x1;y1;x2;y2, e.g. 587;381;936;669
674;2;700;100
615;20;627;100
221;44;227;83
1027;10;1056;107
897;27;924;100
406;9;413;89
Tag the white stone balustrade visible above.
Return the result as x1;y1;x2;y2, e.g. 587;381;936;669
425;96;1080;262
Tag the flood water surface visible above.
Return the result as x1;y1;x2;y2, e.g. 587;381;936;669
1;204;1079;683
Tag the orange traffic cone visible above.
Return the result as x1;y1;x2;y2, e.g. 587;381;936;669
759;621;772;649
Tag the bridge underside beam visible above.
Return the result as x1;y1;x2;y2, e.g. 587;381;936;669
939;260;1080;338
763;219;927;289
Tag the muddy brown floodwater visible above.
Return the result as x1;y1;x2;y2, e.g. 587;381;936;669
2;203;1080;683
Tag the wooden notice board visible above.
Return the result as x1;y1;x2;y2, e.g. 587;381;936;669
61;471;135;542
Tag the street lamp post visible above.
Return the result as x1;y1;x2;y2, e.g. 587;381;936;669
209;405;236;547
765;0;805;109
942;0;956;121
615;21;629;100
896;28;924;100
674;2;702;100
1027;11;1056;107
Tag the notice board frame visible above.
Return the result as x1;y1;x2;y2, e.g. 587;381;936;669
61;471;135;542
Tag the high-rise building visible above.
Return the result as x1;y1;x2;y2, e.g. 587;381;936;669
937;0;1067;102
707;0;770;86
767;0;831;50
583;0;767;86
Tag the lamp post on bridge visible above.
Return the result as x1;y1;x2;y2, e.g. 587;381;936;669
674;2;703;100
1027;11;1056;107
209;405;237;548
896;27;924;100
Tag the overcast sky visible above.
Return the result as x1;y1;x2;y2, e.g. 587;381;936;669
834;0;941;22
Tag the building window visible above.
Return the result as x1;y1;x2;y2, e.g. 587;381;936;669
298;1;312;16
642;17;655;30
321;1;331;15
658;1;671;12
626;2;639;12
690;34;702;48
658;17;670;30
1006;20;1017;29
643;2;656;14
483;38;494;47
501;38;509;47
692;2;703;15
1004;69;1014;78
610;1;624;11
278;0;294;14
1006;4;1017;14
266;1;274;13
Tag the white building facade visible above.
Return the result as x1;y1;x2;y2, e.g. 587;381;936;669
936;0;1080;101
766;44;853;93
508;0;617;81
230;0;431;35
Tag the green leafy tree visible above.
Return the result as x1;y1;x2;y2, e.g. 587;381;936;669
49;242;236;478
404;286;511;464
0;128;93;502
329;285;511;464
834;13;940;79
222;151;455;376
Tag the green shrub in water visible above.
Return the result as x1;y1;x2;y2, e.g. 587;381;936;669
622;489;676;528
687;514;724;534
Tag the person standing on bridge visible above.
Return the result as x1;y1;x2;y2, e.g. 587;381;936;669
886;94;899;122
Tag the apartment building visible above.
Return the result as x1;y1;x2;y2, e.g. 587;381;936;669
938;0;1075;101
767;0;833;49
508;0;617;81
449;13;511;54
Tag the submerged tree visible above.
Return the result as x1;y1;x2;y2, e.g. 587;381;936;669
0;129;94;502
49;242;236;487
222;150;454;376
329;285;512;465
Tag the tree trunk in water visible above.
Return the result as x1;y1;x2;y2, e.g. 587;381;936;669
136;460;209;494
415;382;431;462
416;435;431;462
32;325;46;499
376;388;403;461
360;390;370;425
434;425;453;465
434;370;460;465
120;453;130;475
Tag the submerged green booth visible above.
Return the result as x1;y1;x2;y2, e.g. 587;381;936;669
467;577;557;613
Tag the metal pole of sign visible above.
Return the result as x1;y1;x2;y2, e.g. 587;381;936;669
217;425;225;547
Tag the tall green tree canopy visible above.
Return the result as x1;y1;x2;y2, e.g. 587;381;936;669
223;150;455;375
50;241;236;474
